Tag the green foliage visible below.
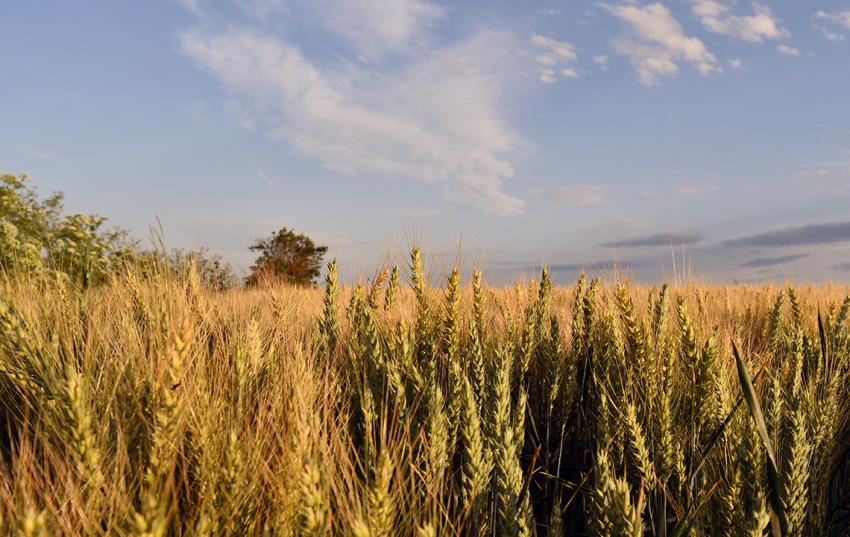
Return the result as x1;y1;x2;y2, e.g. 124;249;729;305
246;227;327;286
131;247;237;291
169;248;236;291
50;213;135;287
1;174;240;290
0;173;133;286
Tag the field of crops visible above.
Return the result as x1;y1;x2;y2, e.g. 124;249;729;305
1;248;848;536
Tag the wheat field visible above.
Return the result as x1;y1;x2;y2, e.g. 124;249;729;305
0;248;848;536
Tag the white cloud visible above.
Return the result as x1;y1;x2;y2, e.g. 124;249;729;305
182;0;444;57
599;2;720;85
814;10;850;29
814;10;850;41
818;27;846;42
727;58;742;69
641;180;717;200
777;44;800;56
691;1;788;42
531;35;577;62
176;0;204;16
313;0;443;58
538;68;557;83
675;180;718;195
798;165;850;178
237;0;288;20
181;27;526;215
530;185;607;206
796;164;850;196
531;35;579;82
593;54;609;71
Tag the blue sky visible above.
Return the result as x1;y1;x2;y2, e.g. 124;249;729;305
2;0;850;283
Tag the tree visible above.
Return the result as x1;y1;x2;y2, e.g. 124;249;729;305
246;227;327;286
0;173;134;286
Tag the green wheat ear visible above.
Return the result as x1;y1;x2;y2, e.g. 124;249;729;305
318;259;339;360
384;265;400;311
367;451;394;537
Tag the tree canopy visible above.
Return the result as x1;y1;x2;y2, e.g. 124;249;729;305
247;227;327;286
0;174;239;289
0;173;134;286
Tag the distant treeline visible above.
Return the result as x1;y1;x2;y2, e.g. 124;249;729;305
1;174;327;290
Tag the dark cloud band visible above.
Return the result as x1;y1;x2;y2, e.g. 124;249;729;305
739;254;808;268
492;260;646;273
601;232;703;248
725;221;850;248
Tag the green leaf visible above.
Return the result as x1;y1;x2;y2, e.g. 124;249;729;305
732;341;784;535
669;481;719;537
818;307;830;378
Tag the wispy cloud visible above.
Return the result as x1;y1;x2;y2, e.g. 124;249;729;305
815;125;850;136
601;231;704;248
180;3;526;215
739;253;808;268
494;259;646;273
63;90;96;109
387;206;443;218
776;44;800;57
798;165;850;178
176;0;204;16
794;172;850;196
814;10;850;42
537;8;563;16
814;10;850;28
598;2;719;85
531;34;579;83
7;144;70;164
831;262;850;272
593;54;609;70
724;221;850;248
529;185;607;206
312;0;443;59
178;217;286;255
691;1;788;42
642;180;717;200
258;169;274;189
549;259;645;272
817;27;846;42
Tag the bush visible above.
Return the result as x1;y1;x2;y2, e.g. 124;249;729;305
130;247;237;291
0;174;134;286
1;174;238;290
